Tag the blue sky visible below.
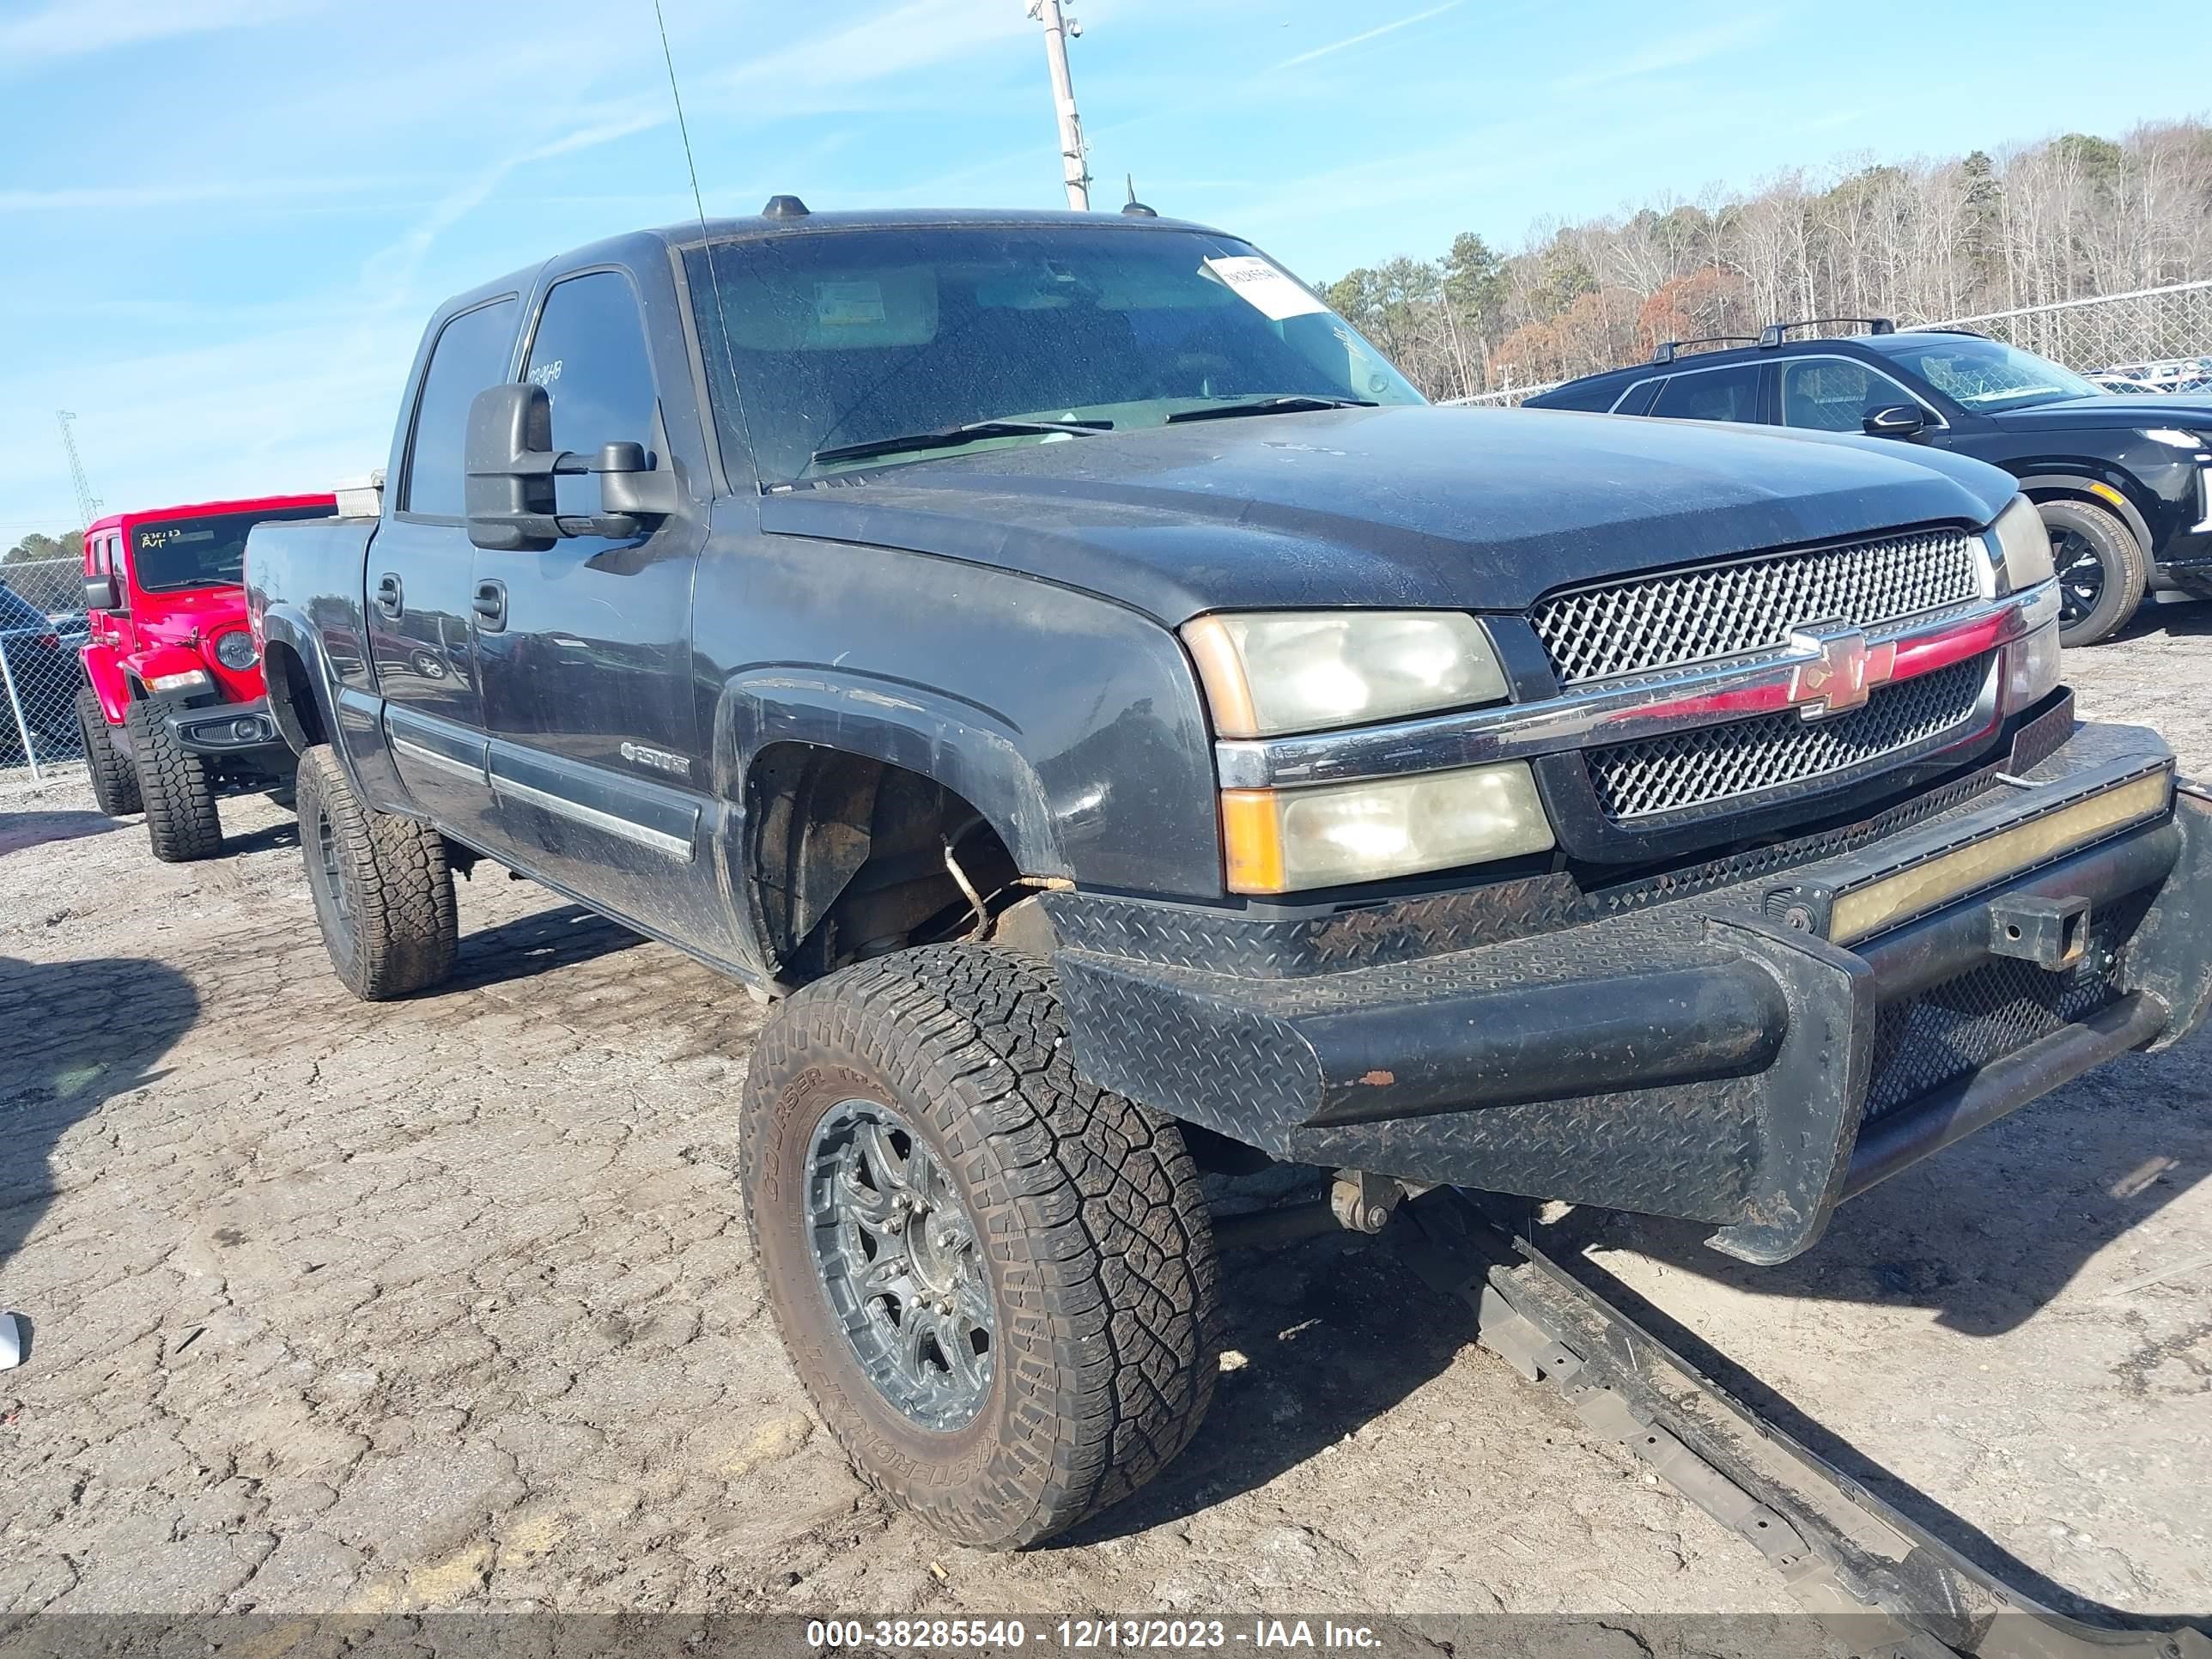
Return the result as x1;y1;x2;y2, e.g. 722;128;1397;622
3;0;2209;535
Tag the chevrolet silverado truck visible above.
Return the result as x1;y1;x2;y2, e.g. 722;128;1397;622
78;493;336;858
246;204;2212;1550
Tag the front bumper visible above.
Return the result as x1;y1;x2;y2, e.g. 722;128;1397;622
166;697;290;765
1045;702;2212;1263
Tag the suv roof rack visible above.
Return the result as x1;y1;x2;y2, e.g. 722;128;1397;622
1758;316;1896;348
1650;334;1758;366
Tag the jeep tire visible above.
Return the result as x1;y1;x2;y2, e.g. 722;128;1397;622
77;688;142;817
741;945;1221;1550
2043;497;2148;647
295;744;457;1000
125;699;220;861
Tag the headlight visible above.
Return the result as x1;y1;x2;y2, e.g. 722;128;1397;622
1220;762;1553;893
2140;428;2209;451
144;669;212;696
1182;611;1508;738
214;629;259;672
1987;495;2053;592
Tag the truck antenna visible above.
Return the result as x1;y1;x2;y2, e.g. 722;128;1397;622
651;0;744;459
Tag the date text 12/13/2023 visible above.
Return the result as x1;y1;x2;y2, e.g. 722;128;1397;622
805;1620;1382;1650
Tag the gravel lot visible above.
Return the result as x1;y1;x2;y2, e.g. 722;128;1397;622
3;610;2209;1632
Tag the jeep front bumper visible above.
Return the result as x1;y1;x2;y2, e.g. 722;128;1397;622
167;698;289;764
1043;706;2212;1264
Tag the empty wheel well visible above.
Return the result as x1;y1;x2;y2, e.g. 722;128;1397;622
746;744;1024;983
263;643;326;752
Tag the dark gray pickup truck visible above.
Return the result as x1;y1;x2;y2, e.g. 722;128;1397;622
247;204;2212;1548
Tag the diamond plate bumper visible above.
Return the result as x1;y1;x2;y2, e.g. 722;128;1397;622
1047;716;2212;1264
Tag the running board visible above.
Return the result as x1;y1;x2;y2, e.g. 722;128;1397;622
1390;1189;2212;1659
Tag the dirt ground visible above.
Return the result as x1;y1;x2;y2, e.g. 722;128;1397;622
3;609;2209;1632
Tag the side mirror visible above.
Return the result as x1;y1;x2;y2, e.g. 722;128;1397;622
465;383;681;552
1863;404;1928;439
84;574;120;611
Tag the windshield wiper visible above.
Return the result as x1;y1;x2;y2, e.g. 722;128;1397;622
1164;395;1377;424
811;418;1110;467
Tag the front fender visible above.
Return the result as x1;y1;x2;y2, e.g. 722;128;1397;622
125;641;215;698
718;670;1065;877
2015;468;2157;556
79;646;131;726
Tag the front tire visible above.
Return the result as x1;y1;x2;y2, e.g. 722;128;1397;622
2042;497;2148;647
125;700;220;861
295;744;457;1000
741;945;1221;1550
77;688;143;817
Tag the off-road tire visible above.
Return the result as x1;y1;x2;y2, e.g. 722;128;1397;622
125;699;220;861
741;944;1221;1550
76;687;142;817
2042;497;2148;647
295;743;457;1000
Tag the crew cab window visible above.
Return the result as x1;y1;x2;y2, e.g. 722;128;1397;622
403;296;520;517
523;271;659;515
1649;366;1761;422
1778;358;1913;432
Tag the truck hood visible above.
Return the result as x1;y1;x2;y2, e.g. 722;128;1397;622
757;404;2017;623
1984;393;2212;433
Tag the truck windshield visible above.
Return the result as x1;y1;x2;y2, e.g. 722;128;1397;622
686;224;1423;483
1872;335;2102;412
131;505;336;592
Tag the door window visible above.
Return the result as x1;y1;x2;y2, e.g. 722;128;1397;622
402;296;520;517
1648;365;1761;422
523;271;659;515
1778;358;1922;432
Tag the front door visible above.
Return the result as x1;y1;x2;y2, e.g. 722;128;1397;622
472;267;714;944
369;294;521;836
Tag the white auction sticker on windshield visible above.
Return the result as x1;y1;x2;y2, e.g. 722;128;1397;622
1202;255;1327;321
815;280;886;326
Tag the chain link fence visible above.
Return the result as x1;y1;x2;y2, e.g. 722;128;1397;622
1448;277;2212;407
0;557;90;784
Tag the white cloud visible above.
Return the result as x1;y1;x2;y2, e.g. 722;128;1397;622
1553;15;1777;92
0;0;318;70
1270;2;1464;72
714;0;1034;113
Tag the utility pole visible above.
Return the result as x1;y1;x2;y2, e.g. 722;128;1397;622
56;410;104;529
1026;0;1091;210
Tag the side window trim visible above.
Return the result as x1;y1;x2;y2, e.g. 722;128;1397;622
1612;353;1948;429
395;292;522;525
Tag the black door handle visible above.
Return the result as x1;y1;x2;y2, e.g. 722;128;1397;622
472;578;507;632
374;572;404;618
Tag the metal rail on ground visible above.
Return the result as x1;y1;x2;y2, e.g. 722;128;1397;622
1385;1188;2210;1659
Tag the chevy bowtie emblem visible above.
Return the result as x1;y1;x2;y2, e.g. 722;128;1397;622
1785;623;1897;720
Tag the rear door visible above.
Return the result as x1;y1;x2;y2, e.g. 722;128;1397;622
369;293;520;836
471;261;717;942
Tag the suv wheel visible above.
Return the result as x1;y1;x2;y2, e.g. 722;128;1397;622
77;688;142;817
295;744;458;1000
125;700;221;861
2042;498;2148;647
741;945;1221;1549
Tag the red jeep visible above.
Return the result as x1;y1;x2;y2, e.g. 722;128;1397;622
77;494;337;860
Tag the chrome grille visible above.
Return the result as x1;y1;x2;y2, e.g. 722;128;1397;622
1532;527;1984;686
1588;655;1988;823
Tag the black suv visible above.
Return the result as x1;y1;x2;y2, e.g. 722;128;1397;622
1527;320;2212;645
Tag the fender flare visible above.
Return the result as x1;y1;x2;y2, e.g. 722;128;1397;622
124;642;214;697
717;667;1066;880
2015;470;2156;558
79;646;132;726
254;605;404;808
